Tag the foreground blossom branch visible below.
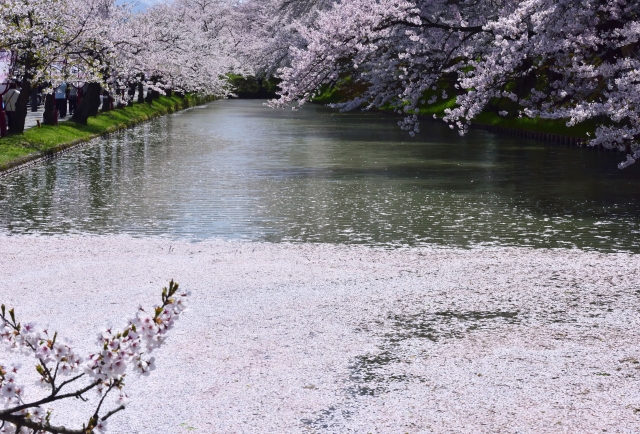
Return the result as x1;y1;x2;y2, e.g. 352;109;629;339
0;280;189;434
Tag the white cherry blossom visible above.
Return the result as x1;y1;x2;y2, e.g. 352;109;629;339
0;281;189;433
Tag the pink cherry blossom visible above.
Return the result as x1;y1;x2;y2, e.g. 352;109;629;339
263;0;640;168
0;281;188;433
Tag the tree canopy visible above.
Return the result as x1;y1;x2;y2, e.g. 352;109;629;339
2;0;640;167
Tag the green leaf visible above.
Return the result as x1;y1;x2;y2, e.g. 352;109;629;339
168;280;179;296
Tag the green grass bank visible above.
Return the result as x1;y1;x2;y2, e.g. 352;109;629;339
312;80;594;141
0;94;214;174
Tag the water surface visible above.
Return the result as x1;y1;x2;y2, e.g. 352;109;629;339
1;100;639;251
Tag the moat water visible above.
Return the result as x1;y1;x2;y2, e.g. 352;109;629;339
1;100;639;251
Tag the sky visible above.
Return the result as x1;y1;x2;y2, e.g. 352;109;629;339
116;0;163;12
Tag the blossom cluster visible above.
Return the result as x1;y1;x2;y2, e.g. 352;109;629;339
86;288;188;382
0;0;239;133
264;0;640;168
0;281;189;434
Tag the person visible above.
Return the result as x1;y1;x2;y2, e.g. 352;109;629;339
30;88;39;112
68;85;78;115
2;83;20;128
54;83;67;117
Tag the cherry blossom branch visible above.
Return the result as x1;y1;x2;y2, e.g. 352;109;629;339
266;0;640;168
0;413;88;434
0;280;190;434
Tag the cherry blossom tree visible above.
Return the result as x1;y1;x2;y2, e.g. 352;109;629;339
0;0;71;133
0;281;189;434
132;0;239;97
0;0;132;131
269;0;640;168
1;0;240;131
233;0;335;76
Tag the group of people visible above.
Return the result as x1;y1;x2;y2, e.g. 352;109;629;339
1;83;80;128
53;83;79;118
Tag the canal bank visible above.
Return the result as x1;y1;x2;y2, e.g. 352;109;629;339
312;81;601;151
0;94;215;176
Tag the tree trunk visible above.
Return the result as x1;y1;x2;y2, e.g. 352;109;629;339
71;83;101;124
30;89;39;112
101;90;111;112
137;83;144;103
127;83;136;106
9;80;31;134
42;94;56;125
145;88;160;103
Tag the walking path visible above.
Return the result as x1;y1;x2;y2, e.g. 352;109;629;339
1;235;639;433
24;105;44;129
23;105;72;129
22;89;146;130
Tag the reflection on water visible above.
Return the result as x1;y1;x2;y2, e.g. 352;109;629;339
0;100;639;251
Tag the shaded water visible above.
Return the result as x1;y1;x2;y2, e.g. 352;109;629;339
0;100;639;250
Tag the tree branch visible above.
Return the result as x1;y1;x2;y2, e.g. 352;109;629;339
101;405;125;422
0;380;101;416
0;413;87;434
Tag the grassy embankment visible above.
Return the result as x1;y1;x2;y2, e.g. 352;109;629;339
312;79;595;139
0;94;213;172
227;74;280;99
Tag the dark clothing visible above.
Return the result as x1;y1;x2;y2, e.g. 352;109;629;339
31;89;39;112
54;84;68;118
55;98;67;118
6;111;14;128
68;96;78;115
